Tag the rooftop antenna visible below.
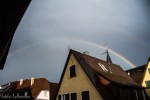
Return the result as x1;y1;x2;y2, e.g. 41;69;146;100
101;35;112;63
101;34;112;73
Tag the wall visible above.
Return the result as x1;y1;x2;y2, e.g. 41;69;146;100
35;90;49;100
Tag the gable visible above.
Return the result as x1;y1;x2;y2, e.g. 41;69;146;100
56;53;103;100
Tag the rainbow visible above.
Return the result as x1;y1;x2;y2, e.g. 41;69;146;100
8;39;136;68
75;40;136;68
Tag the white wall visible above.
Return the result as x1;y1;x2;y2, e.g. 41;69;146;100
35;90;49;100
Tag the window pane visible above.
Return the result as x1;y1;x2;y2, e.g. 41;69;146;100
71;93;77;100
82;91;90;100
65;94;69;100
70;65;76;78
44;91;47;97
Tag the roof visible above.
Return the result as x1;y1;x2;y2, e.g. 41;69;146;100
55;49;143;99
126;65;146;84
72;49;140;87
0;0;31;69
1;78;58;99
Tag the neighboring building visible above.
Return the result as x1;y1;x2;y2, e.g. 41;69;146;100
0;77;58;100
126;58;150;88
126;65;146;85
55;49;149;100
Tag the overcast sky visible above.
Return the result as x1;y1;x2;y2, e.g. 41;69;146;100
0;0;150;84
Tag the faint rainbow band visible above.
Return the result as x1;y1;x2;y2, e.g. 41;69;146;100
8;39;136;68
77;40;136;68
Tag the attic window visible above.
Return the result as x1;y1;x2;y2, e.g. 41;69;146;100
70;65;76;78
98;63;108;72
148;68;150;73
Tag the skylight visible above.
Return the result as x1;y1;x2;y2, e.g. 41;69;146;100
98;63;108;72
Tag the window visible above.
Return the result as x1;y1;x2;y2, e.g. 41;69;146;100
44;91;47;97
145;80;150;88
82;91;90;100
17;93;19;96
24;91;28;96
98;63;108;72
64;94;69;100
58;94;69;100
148;68;150;73
70;65;76;78
71;93;77;100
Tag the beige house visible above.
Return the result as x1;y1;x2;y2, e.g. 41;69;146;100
55;49;148;100
142;58;150;88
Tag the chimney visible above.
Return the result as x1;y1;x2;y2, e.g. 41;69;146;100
31;77;35;86
83;51;90;55
20;79;23;85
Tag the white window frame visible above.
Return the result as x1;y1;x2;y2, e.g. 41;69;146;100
98;63;108;72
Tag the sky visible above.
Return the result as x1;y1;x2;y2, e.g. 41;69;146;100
0;0;150;85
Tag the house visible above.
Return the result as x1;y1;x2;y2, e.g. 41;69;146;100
126;57;150;88
0;77;58;100
55;49;149;100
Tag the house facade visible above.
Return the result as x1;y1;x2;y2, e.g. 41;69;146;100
55;49;149;100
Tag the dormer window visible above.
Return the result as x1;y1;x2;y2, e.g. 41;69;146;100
70;65;76;78
148;68;150;74
98;63;108;72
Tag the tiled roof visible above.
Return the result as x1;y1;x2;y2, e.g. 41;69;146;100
14;78;50;98
71;49;140;87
